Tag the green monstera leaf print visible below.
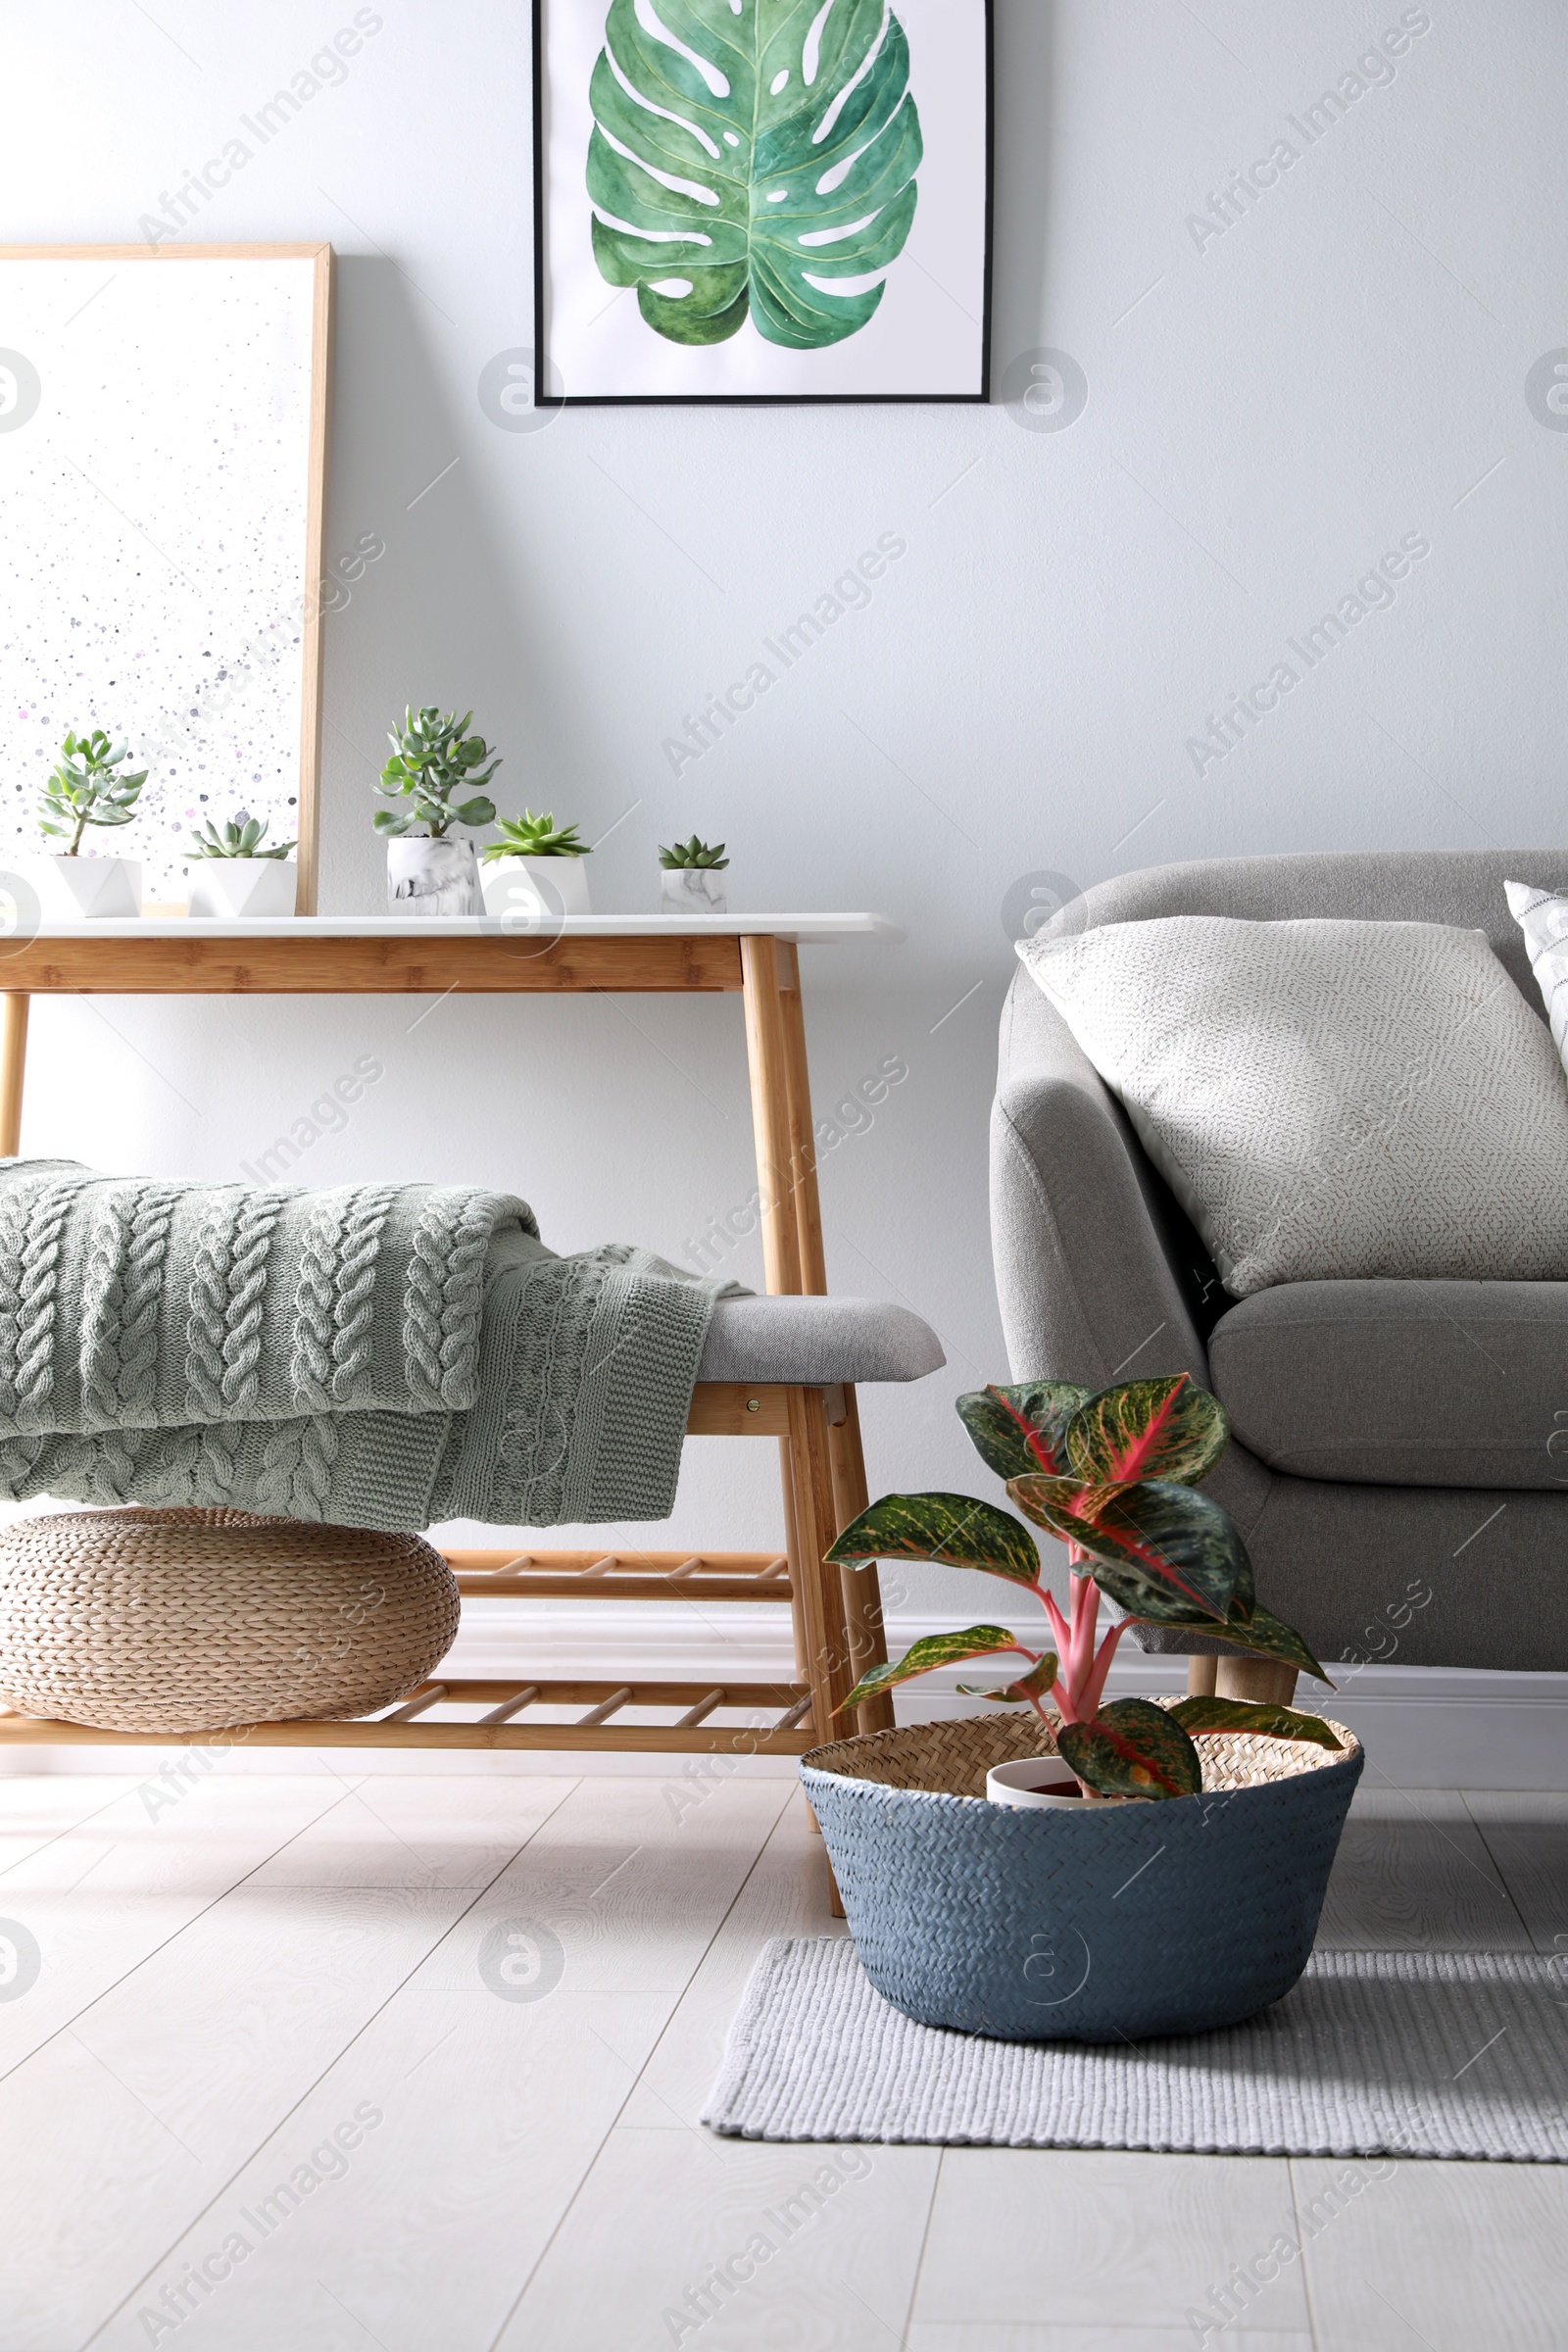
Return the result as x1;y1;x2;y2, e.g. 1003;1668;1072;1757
586;0;922;349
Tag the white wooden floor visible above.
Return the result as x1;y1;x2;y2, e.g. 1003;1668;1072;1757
1;1768;1565;2351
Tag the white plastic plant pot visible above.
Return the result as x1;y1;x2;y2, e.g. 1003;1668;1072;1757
386;836;482;917
20;854;141;918
661;866;727;916
985;1758;1096;1811
186;859;299;919
480;855;591;923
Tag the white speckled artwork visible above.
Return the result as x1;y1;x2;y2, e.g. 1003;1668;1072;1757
0;256;319;900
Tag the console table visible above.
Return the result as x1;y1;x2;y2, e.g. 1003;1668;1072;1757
0;914;902;1761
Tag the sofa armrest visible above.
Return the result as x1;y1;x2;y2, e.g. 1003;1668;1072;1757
991;966;1213;1390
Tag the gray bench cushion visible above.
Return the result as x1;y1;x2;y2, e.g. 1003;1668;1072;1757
697;1297;945;1386
1210;1280;1568;1489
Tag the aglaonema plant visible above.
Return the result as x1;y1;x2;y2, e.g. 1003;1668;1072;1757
827;1374;1343;1803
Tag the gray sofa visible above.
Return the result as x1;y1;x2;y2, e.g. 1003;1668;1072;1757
991;850;1568;1675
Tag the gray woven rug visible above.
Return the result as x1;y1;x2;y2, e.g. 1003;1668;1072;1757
703;1937;1568;2160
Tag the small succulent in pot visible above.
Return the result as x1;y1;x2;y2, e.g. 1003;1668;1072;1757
188;810;295;860
375;707;500;917
828;1374;1343;1803
184;808;299;918
38;730;147;855
479;811;592;920
659;834;728;915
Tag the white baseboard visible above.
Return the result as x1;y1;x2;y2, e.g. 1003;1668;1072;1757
4;1607;1565;1789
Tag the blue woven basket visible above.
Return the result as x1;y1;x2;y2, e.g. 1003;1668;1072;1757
803;1709;1363;2042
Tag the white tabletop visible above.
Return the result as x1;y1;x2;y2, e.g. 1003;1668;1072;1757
29;912;905;944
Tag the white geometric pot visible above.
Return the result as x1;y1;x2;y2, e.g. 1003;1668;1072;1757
17;854;141;918
386;836;481;917
661;867;727;916
480;856;591;922
186;859;299;919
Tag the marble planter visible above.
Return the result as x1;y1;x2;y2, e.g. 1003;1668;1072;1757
661;866;727;916
386;837;481;917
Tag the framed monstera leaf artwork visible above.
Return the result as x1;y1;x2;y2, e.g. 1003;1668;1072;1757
532;0;992;403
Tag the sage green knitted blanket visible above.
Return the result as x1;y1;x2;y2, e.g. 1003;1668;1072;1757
0;1159;725;1531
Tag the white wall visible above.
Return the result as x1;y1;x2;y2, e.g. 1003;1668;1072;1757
3;0;1565;1601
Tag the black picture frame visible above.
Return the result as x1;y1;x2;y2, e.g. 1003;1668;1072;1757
531;0;994;408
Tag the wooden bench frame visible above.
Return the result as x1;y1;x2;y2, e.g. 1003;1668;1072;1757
0;922;898;1759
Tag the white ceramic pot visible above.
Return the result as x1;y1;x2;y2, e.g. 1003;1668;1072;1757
186;859;299;919
386;836;481;917
18;853;141;919
986;1758;1094;1811
480;855;591;922
661;866;727;916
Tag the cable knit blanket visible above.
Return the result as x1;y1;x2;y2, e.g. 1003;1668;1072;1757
0;1160;727;1531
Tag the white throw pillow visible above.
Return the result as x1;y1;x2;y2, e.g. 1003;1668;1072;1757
1019;914;1568;1298
1506;879;1568;1074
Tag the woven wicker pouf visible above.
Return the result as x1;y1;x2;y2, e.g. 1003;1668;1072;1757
0;1507;461;1734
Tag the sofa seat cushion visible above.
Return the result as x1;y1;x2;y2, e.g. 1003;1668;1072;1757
1209;1280;1568;1488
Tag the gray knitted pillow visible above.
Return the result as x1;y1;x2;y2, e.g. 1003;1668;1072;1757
1019;915;1568;1298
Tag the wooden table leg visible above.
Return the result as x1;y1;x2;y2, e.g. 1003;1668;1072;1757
0;995;29;1159
772;943;894;1735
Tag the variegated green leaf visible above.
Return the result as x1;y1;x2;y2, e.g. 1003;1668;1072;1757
1169;1696;1344;1749
840;1626;1022;1713
1009;1475;1252;1626
586;0;922;350
1150;1604;1332;1686
1055;1698;1203;1801
1063;1375;1229;1488
956;1652;1058;1704
825;1494;1042;1588
956;1382;1093;1481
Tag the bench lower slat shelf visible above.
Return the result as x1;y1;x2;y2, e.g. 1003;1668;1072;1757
448;1548;794;1603
0;1679;818;1752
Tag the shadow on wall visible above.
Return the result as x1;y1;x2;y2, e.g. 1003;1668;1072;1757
318;256;580;917
990;0;1057;381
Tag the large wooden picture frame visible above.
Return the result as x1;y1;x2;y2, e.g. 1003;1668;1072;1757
0;243;334;910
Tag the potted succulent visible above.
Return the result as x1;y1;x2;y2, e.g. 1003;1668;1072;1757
480;811;592;921
659;835;728;915
805;1374;1363;2041
25;730;147;916
374;707;500;916
184;811;298;918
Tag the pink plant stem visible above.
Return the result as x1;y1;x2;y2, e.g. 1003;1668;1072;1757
1080;1615;1131;1718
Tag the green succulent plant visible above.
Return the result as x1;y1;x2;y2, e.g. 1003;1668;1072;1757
373;707;500;840
482;811;591;863
37;730;147;855
188;810;295;860
658;835;729;870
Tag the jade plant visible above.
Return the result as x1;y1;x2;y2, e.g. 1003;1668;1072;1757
659;835;728;870
188;810;295;860
828;1374;1343;1802
37;730;147;854
482;811;590;862
373;708;500;839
